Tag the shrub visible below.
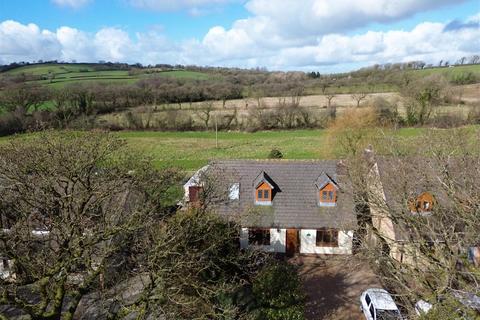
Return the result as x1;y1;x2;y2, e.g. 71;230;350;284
369;97;401;127
431;112;466;128
251;262;305;320
0;111;26;136
268;148;284;159
467;106;480;125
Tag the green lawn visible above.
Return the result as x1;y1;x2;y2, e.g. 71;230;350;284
117;127;480;171
118;130;332;170
2;126;478;172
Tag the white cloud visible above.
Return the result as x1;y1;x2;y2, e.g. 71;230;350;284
203;0;466;49
93;28;133;61
0;8;479;71
51;0;91;9
0;20;61;64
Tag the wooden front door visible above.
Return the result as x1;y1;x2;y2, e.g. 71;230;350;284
286;229;299;257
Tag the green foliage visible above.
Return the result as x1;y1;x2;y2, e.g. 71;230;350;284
145;209;271;319
268;148;284;159
251;262;305;320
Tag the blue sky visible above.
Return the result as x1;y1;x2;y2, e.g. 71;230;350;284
0;0;248;39
0;0;479;72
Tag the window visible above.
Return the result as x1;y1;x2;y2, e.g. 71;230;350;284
319;183;336;205
248;229;270;246
410;192;434;213
255;182;272;203
229;183;240;200
369;305;375;318
423;201;430;210
316;229;338;247
365;294;371;306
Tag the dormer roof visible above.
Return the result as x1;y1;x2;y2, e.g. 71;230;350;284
315;172;339;190
253;171;276;190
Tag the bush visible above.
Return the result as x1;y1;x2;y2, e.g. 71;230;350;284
431;112;466;128
467;106;480;125
369;97;401;127
268;148;284;159
251;262;305;320
0;111;26;136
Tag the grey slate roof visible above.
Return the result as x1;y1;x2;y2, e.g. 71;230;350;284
207;160;357;229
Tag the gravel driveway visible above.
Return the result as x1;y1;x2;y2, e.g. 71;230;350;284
291;255;382;320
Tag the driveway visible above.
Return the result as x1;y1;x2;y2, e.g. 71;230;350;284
291;255;382;320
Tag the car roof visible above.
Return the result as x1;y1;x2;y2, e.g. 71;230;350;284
365;288;399;310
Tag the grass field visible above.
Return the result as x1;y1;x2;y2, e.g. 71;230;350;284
115;126;477;171
411;64;480;78
114;126;480;171
2;126;478;172
2;63;213;87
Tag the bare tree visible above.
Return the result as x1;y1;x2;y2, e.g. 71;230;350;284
0;131;181;320
469;55;480;65
400;74;447;125
326;94;336;108
0;83;49;114
351;92;368;108
356;129;480;318
196;101;214;130
457;57;467;65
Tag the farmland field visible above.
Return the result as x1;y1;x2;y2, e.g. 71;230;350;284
2;63;213;87
115;125;478;170
1;125;479;173
96;83;480;130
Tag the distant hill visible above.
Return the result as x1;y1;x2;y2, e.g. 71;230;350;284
0;63;213;87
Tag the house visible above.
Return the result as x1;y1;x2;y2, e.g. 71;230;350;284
364;149;478;265
183;160;357;256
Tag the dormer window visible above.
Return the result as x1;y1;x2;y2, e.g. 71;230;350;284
253;171;276;206
409;191;435;215
256;183;272;203
315;172;339;207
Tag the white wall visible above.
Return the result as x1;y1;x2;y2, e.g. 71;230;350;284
300;229;353;255
240;227;286;253
182;165;209;203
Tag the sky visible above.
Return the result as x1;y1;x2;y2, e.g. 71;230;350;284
0;0;479;72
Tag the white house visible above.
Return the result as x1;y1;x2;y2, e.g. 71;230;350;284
184;160;357;256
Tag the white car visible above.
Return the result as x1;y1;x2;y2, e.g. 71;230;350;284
360;288;403;320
